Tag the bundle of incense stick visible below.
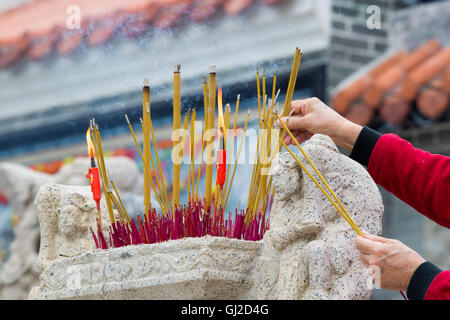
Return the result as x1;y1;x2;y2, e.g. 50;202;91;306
90;47;364;249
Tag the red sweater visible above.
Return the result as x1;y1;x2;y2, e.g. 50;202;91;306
351;128;450;300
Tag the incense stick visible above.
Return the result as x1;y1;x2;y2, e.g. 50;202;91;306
139;117;169;214
274;113;361;235
147;103;170;214
143;79;152;215
195;77;209;200
204;66;216;208
224;94;240;195
224;111;251;211
125;114;166;213
190;108;196;202
173;65;182;209
91;123;115;224
110;180;130;223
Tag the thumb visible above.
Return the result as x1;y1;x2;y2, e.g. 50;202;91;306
279;115;310;131
362;232;391;243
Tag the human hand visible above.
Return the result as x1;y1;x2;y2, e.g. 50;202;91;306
355;233;425;291
278;98;362;151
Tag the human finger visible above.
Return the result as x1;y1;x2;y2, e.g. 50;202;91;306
362;232;392;244
355;236;384;255
278;114;310;131
290;98;316;115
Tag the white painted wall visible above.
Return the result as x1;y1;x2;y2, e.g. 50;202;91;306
0;0;32;12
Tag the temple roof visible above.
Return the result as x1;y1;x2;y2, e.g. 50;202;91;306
332;39;450;129
0;0;285;68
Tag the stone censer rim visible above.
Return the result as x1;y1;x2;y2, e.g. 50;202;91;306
54;235;264;265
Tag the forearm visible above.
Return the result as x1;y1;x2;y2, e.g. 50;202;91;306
350;128;450;300
349;127;450;228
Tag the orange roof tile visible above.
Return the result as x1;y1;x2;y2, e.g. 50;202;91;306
443;65;450;94
401;46;450;101
344;102;374;126
363;39;441;108
417;86;449;120
332;51;405;114
417;72;449;120
379;91;411;125
333;39;450;128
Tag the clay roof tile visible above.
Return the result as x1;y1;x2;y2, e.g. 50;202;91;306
344;102;374;126
0;0;278;67
332;51;406;114
379;91;411;125
401;46;450;101
363;39;441;108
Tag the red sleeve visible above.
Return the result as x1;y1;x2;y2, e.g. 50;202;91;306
424;271;450;300
367;134;450;228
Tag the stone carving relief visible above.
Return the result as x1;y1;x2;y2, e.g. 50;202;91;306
0;156;141;299
30;135;384;300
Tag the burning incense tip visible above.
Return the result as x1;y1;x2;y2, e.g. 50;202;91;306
203;76;207;83
209;65;216;73
86;128;95;159
237;94;240;100
125;114;130;125
174;64;181;72
143;78;150;87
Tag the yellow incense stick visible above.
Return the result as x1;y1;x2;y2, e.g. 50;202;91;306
224;94;240;195
91;124;115;224
173;65;182;209
190;108;196;201
256;68;262;129
89;125;105;229
143;80;152;215
224;111;250;211
147;103;170;213
204;66;216;207
140;117;169;214
110;180;130;223
262;69;266;119
274;113;361;235
195;77;209;200
125;115;165;213
271;72;277;109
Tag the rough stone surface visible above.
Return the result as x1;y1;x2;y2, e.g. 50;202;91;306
34;184;118;270
0;157;140;299
30;135;384;300
0;163;52;300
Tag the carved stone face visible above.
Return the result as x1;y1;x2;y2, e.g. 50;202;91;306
270;153;301;201
58;193;93;239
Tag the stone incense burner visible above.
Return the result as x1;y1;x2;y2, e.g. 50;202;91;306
29;135;383;300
